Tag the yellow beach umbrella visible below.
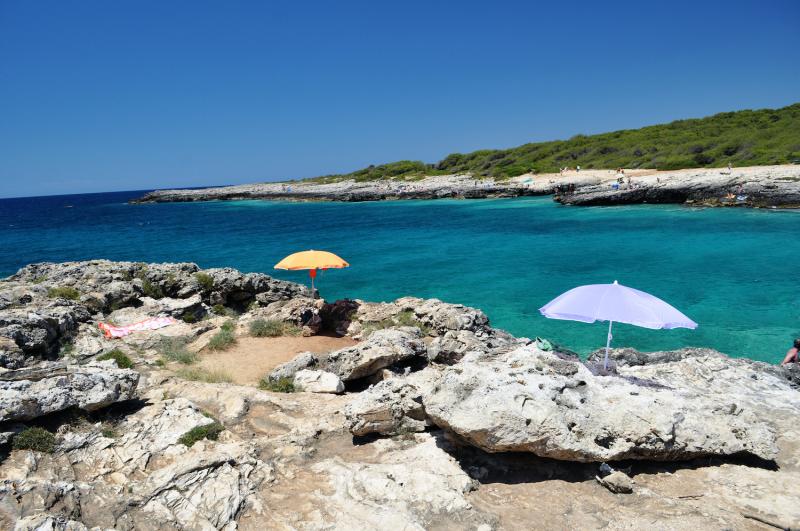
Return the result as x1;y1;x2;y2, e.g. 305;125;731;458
274;249;349;293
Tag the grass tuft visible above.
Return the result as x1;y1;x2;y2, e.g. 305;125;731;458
97;349;134;369
258;376;295;393
12;427;55;453
47;286;80;300
248;319;301;337
159;338;197;364
175;367;233;383
178;422;224;447
195;272;214;291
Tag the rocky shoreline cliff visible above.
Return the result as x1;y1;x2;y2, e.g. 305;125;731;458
1;260;799;529
131;164;800;209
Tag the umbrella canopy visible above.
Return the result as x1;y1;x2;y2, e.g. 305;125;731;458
274;250;349;271
274;250;349;294
539;281;697;369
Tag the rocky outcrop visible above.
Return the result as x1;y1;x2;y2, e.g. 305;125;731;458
254;297;322;334
131;165;800;209
320;327;426;381
0;260;308;367
131;173;548;204
269;327;427;385
427;328;524;364
0;361;139;422
0;302;91;368
345;379;427;436
423;345;779;462
0;396;272;530
309;434;494;530
293;370;344;394
556;165;800;208
268;351;319;382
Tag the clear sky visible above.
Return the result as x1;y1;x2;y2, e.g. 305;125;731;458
1;0;798;198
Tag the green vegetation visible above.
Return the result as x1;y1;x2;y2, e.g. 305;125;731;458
212;304;228;316
47;286;80;300
258;376;295;393
159;338;198;365
249;318;302;338
141;278;164;299
305;103;800;181
31;276;47;284
180;311;197;323
361;310;431;336
97;349;134;369
59;340;75;357
12;427;55;453
206;321;237;351
195;272;215;291
178;421;224;447
101;426;119;439
175;367;233;383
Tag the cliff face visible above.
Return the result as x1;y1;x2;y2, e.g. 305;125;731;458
1;260;799;529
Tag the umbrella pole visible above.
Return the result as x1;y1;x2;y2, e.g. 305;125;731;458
604;320;614;370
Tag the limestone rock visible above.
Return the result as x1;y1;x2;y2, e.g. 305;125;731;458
310;434;491;530
345;378;427;436
422;345;778;462
0;362;139;422
323;327;426;381
254;297;321;333
427;328;522;364
596;471;634;494
13;514;89;531
268;352;319;382
293;370;344;394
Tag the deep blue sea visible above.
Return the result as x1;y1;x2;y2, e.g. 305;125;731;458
1;191;798;363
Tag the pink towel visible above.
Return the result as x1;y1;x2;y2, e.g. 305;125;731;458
99;316;176;338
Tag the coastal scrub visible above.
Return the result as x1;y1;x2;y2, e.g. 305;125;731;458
12;427;56;453
97;349;134;369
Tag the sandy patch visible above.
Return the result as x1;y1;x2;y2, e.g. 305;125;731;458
196;335;357;386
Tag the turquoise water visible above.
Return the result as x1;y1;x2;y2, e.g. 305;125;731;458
1;192;798;363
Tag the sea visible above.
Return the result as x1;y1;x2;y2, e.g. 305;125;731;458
1;190;797;363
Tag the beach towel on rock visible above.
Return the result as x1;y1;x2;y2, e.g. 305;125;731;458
99;316;176;338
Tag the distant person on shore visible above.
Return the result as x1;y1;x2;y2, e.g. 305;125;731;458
781;338;800;365
576;165;581;172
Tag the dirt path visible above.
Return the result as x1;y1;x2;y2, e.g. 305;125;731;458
197;335;357;386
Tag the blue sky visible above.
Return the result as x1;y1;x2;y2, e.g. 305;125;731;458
1;0;798;198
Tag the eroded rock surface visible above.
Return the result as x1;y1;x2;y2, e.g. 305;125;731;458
423;345;778;462
0;362;139;422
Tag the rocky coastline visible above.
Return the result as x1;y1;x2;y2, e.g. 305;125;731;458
1;260;799;529
131;164;800;209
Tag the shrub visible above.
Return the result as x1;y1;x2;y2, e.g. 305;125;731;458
47;286;80;300
101;426;119;438
258;377;295;393
207;330;235;351
12;427;55;453
97;349;134;369
212;304;228;316
195;272;214;291
249;319;284;337
181;311;197;323
141;279;164;299
175;367;233;383
60;341;75;357
178;421;224;447
159;338;197;364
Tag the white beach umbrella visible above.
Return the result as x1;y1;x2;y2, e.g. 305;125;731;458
539;281;697;370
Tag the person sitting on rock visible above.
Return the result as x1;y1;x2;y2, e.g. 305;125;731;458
780;338;800;365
